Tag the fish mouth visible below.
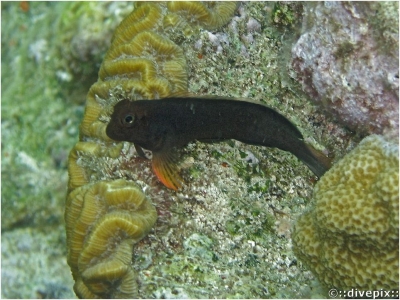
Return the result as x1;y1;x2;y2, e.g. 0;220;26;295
105;123;121;141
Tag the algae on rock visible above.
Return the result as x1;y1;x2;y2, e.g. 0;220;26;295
1;2;133;298
291;2;399;136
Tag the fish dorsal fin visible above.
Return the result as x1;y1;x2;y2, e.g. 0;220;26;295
165;93;274;107
152;150;184;190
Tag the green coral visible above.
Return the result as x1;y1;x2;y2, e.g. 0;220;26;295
292;135;399;290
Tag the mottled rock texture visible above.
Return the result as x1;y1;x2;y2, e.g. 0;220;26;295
291;2;399;136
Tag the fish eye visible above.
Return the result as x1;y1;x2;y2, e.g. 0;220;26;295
123;115;134;125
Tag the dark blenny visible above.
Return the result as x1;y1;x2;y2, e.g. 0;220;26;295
106;97;331;190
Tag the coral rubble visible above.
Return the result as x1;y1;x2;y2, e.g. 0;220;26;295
291;2;399;136
292;135;399;290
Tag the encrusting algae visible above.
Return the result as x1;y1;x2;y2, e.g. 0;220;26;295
65;2;237;298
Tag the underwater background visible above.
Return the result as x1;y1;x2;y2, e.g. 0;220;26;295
1;2;398;298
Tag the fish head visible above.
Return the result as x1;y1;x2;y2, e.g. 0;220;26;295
106;99;165;151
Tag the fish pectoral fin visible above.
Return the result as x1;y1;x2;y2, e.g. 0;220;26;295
152;151;184;190
134;143;147;158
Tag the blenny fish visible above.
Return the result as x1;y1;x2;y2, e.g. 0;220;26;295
106;97;331;190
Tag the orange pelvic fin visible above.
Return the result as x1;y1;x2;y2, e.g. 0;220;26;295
152;151;184;190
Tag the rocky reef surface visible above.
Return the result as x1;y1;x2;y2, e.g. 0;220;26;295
291;2;399;136
2;1;396;299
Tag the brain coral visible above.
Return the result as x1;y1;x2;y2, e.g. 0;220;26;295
292;135;399;290
65;2;237;298
65;179;157;298
291;2;399;136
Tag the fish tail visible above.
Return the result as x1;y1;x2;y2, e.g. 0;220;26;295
303;144;333;178
152;151;184;190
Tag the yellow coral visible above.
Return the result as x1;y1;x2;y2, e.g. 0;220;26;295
167;2;238;30
292;135;399;290
65;179;157;298
67;142;123;191
65;1;237;298
110;3;163;48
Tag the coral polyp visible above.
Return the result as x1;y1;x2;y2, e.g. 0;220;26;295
292;135;399;290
